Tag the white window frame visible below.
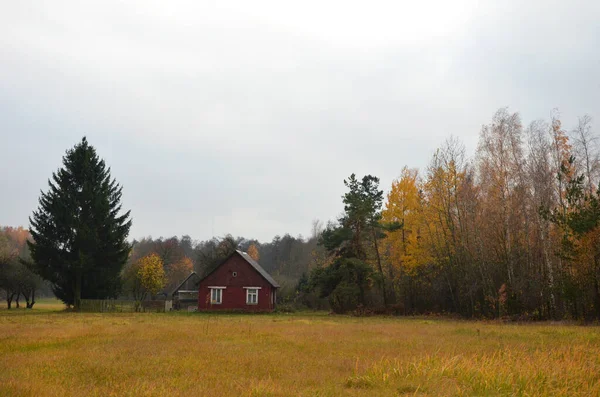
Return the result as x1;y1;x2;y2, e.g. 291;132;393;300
208;287;226;304
244;287;261;305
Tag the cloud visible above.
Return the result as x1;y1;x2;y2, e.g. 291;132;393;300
1;0;598;241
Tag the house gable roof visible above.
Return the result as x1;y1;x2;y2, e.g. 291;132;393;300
171;271;200;296
235;250;280;288
196;250;280;288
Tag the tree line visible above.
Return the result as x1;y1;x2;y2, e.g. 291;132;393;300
305;109;600;320
4;109;599;320
123;231;323;300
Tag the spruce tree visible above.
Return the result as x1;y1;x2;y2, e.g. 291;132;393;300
28;137;132;310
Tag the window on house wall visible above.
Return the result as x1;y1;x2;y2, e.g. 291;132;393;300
246;288;259;305
210;288;223;304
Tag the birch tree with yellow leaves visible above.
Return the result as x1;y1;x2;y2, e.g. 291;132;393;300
377;109;600;320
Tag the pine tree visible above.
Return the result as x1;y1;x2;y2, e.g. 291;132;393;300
28;137;132;310
316;174;396;310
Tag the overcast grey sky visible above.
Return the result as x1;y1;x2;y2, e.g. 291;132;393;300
1;1;599;242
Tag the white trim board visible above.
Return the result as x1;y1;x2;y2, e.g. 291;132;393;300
243;287;262;289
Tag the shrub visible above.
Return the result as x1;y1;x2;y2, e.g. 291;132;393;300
330;281;361;313
275;303;297;313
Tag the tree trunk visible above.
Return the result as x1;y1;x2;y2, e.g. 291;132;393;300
372;229;387;307
540;221;556;318
446;273;458;313
74;268;82;311
594;277;600;320
6;292;16;309
386;259;397;304
23;287;36;309
594;255;600;320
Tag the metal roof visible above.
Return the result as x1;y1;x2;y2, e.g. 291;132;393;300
170;271;200;296
235;250;280;288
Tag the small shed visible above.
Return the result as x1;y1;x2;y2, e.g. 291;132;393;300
171;271;201;310
197;250;280;312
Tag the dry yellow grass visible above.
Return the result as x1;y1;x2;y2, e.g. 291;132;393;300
1;303;599;396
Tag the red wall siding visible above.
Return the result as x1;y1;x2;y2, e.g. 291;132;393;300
197;253;275;311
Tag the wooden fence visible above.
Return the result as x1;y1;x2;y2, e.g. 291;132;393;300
80;299;171;313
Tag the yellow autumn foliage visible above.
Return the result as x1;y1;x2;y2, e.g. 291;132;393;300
137;253;166;297
382;167;430;275
247;243;260;261
122;253;166;301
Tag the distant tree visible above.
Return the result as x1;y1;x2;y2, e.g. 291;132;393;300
0;232;11;259
196;235;239;276
0;249;19;309
247;243;260;261
28;137;132;310
311;219;324;239
153;237;186;268
166;256;194;292
122;253;166;309
572;115;599;195
0;227;43;309
137;254;166;299
179;235;196;260
16;260;40;309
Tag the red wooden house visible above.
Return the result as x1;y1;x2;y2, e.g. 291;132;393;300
197;250;280;311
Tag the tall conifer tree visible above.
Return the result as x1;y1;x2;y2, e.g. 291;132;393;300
28;137;132;310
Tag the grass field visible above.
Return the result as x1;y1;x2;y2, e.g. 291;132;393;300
1;300;599;396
